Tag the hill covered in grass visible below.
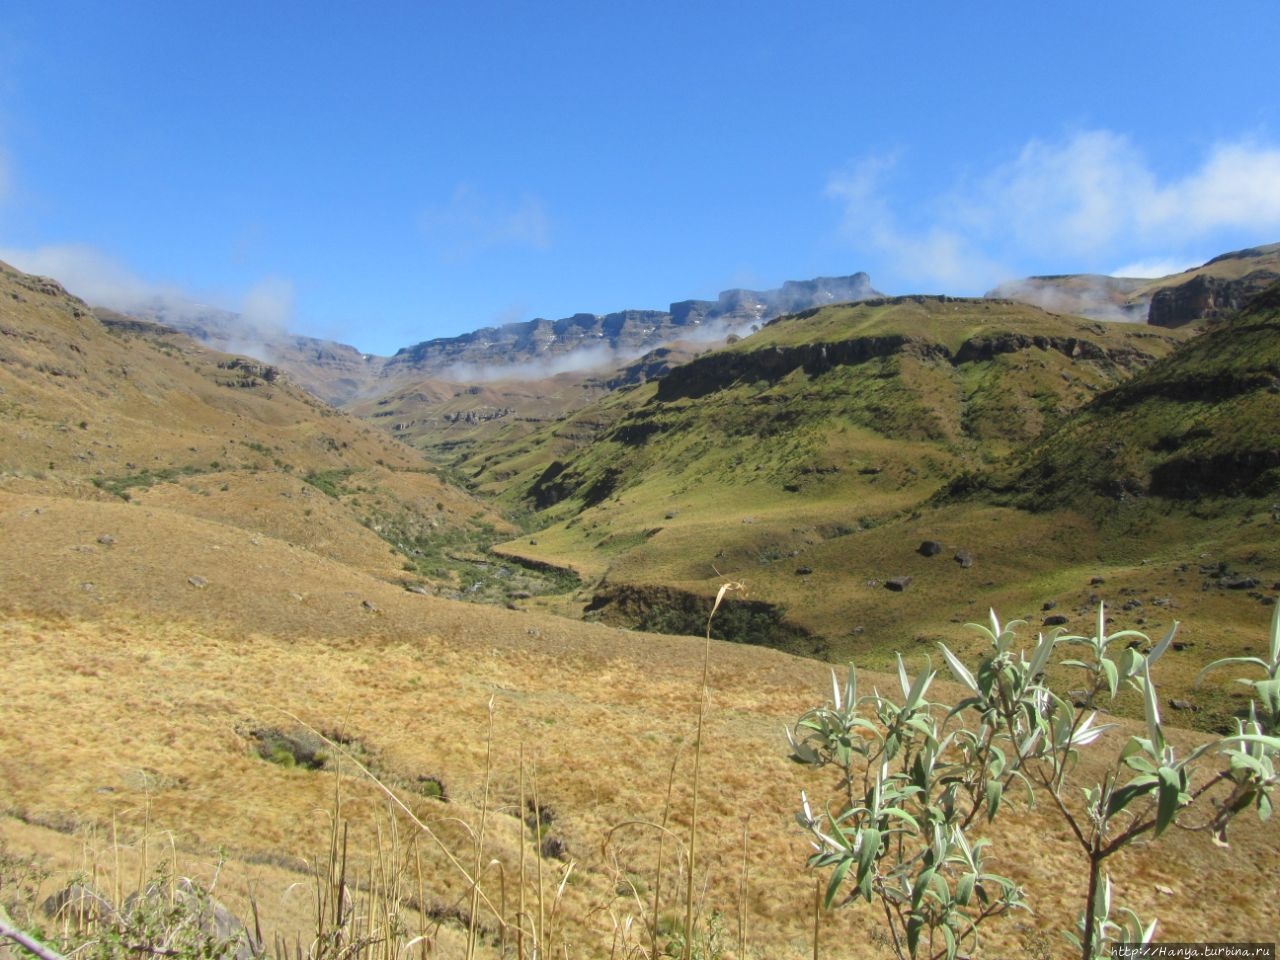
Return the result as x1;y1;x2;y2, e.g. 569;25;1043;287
979;279;1280;511
462;290;1280;732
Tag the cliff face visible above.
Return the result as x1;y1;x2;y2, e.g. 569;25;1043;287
989;242;1280;328
1147;270;1279;327
384;273;882;376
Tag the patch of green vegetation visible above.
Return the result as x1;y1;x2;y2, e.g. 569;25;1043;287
91;465;205;500
302;468;354;498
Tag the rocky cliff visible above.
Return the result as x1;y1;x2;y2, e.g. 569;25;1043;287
384;273;882;376
1147;270;1279;327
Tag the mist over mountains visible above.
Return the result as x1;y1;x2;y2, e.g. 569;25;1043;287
114;271;882;403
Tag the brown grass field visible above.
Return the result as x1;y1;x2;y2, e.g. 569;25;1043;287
2;490;1278;958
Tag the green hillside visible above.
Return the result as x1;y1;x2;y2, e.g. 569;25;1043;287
469;298;1216;652
981;281;1280;511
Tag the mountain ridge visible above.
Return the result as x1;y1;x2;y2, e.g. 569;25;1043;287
116;272;881;404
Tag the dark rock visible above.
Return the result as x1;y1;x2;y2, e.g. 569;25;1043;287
1148;269;1279;328
126;879;258;960
918;540;943;557
361;599;379;612
1042;600;1058;611
1044;614;1069;626
1224;576;1260;590
42;883;116;927
795;566;814;576
885;576;913;592
1090;576;1106;586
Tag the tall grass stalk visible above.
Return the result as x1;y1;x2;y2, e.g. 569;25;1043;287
288;714;507;929
465;697;496;960
519;743;528;960
681;580;743;960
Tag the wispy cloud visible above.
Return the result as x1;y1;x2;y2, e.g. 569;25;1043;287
240;275;294;333
420;183;552;260
1109;257;1198;280
0;242;299;361
828;131;1280;291
826;153;1007;291
0;243;182;308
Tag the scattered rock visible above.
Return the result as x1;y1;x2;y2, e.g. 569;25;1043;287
187;576;208;589
1042;600;1058;611
918;540;943;557
1168;698;1198;712
96;534;116;546
954;550;973;569
1090;576;1106;586
1224;576;1260;590
1068;689;1091;708
361;599;379;612
1044;614;1069;626
885;576;913;592
795;566;813;576
42;883;116;927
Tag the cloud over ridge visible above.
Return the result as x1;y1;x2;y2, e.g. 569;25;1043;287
829;130;1280;292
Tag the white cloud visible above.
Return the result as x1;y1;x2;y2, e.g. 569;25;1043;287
1142;141;1280;236
974;130;1155;257
420;183;552;259
1109;258;1197;279
0;243;181;308
0;243;298;361
828;131;1280;292
826;153;1007;290
240;275;294;333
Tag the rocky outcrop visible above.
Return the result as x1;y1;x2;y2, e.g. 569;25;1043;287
656;334;930;401
1148;271;1279;327
656;299;1162;403
387;273;882;377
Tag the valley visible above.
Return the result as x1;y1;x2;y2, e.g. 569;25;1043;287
2;248;1280;958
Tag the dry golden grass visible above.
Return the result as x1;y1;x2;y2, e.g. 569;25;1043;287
2;485;1278;957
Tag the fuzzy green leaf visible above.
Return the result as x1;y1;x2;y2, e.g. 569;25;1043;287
1155;766;1182;836
825;856;852;908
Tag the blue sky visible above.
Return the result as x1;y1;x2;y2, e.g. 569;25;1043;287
1;1;1278;355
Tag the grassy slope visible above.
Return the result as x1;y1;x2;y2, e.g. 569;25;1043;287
0;259;516;594
484;300;1197;625
2;497;1276;955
